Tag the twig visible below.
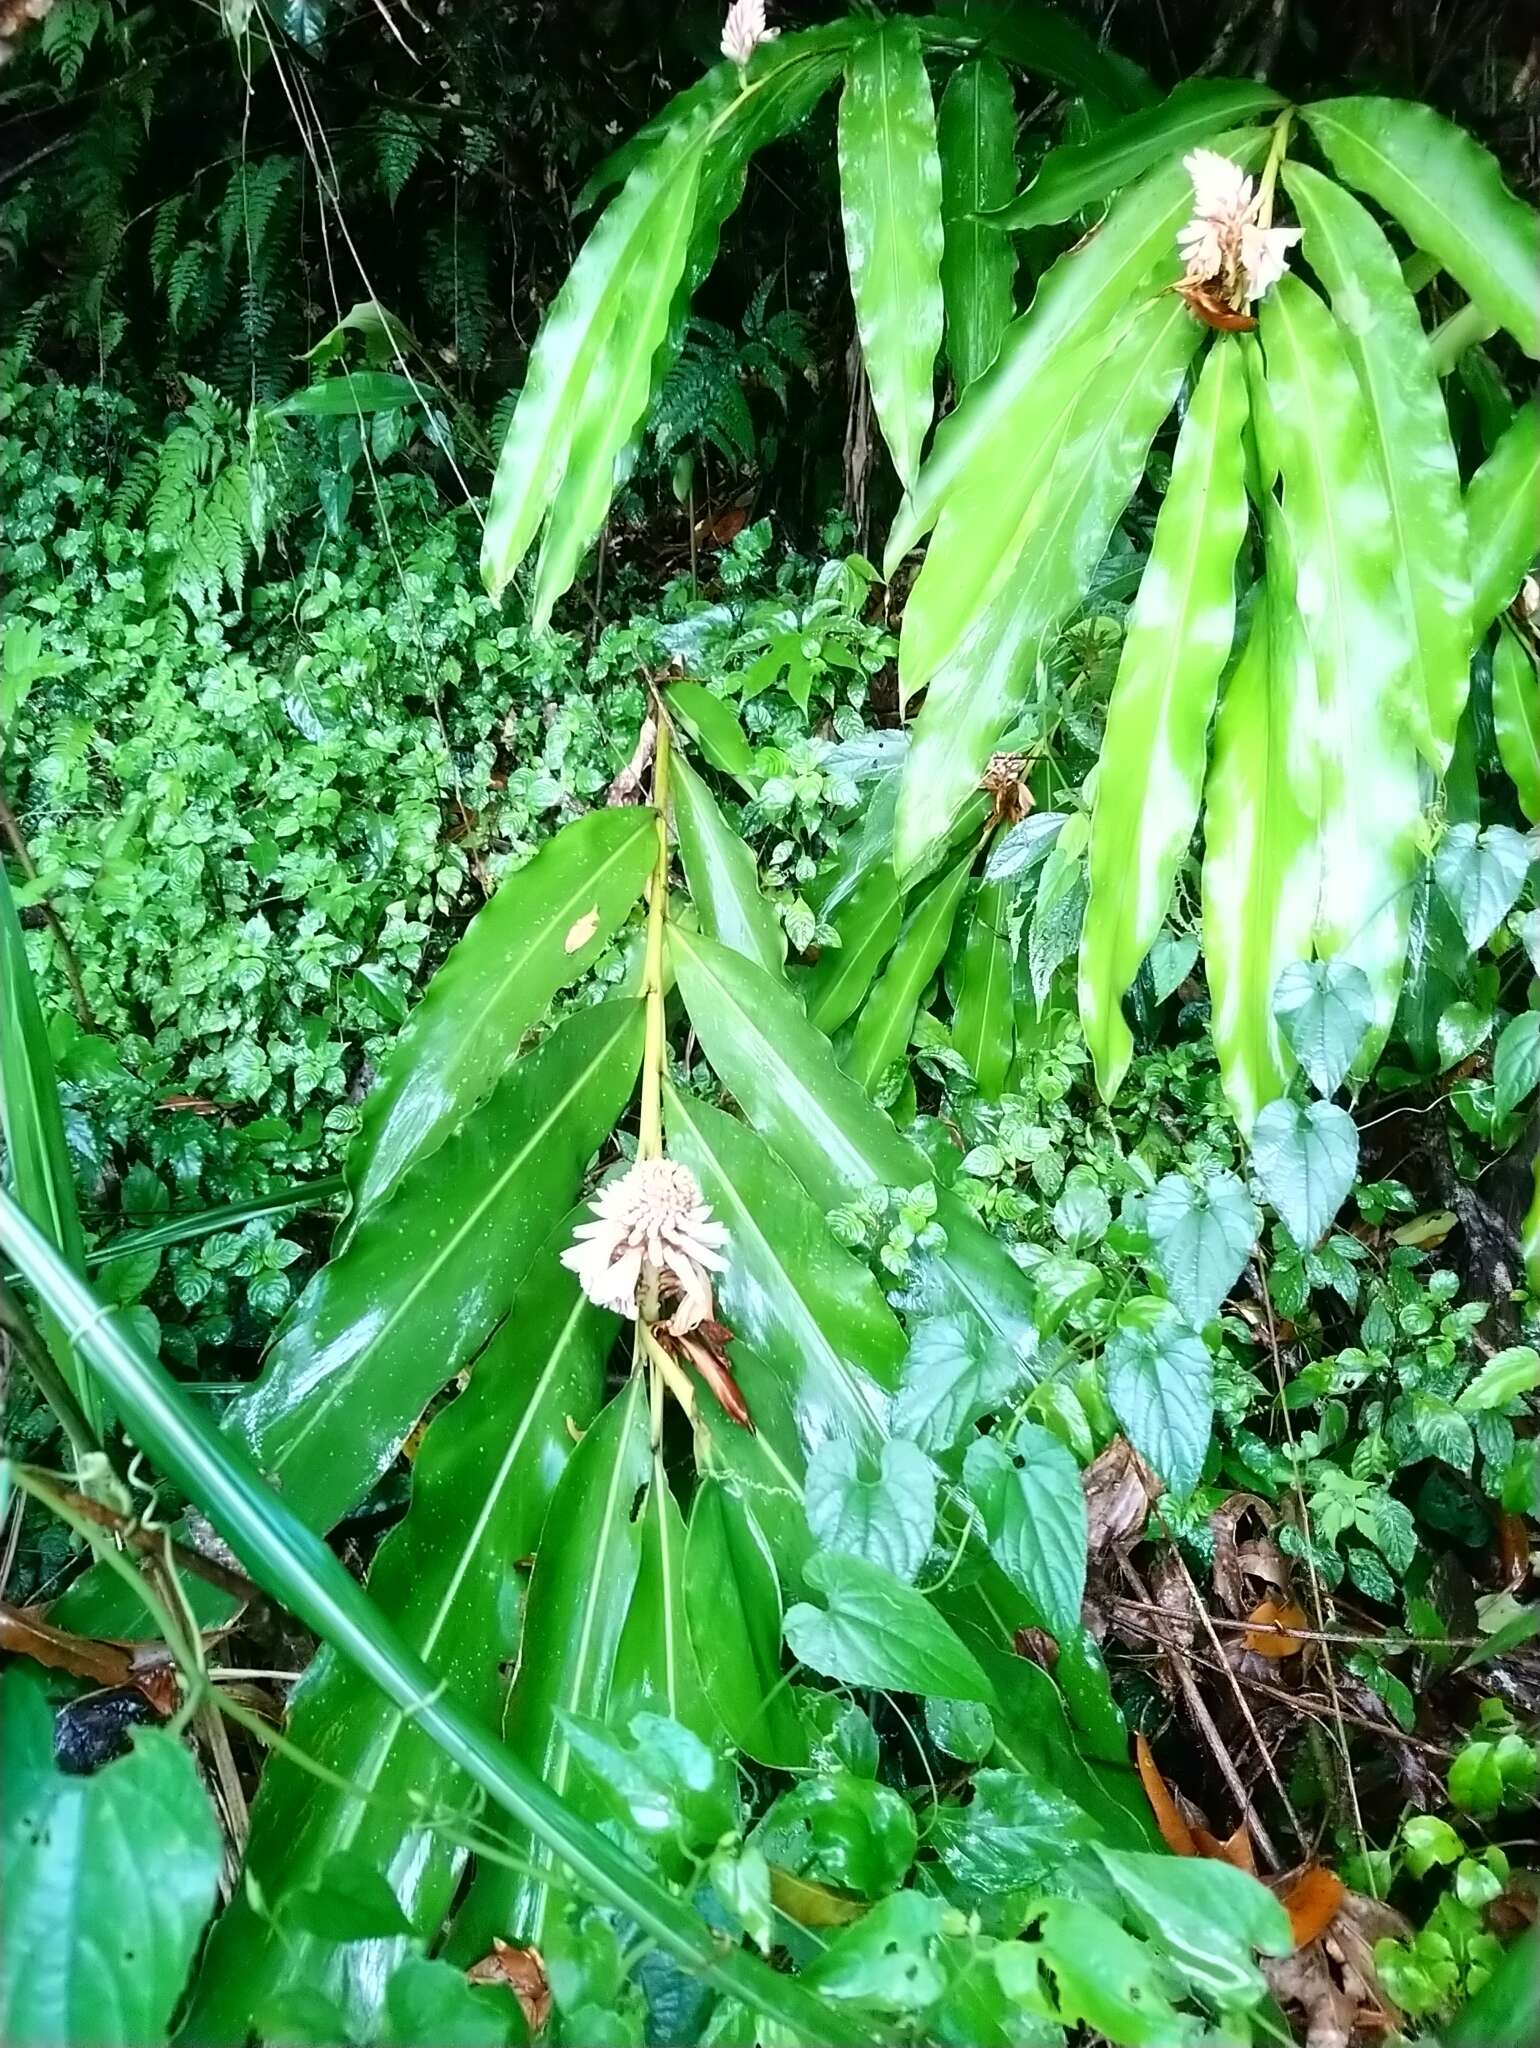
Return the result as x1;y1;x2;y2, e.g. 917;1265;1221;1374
1105;1593;1486;1653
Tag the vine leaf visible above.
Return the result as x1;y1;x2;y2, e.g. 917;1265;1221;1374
784;1552;997;1704
1433;821;1534;952
1272;957;1375;1099
891;1314;1022;1455
1250;1097;1359;1249
1103;1300;1213;1497
805;1439;936;1584
962;1427;1087;1640
1144;1170;1260;1328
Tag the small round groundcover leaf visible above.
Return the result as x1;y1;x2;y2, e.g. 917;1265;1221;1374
1103;1298;1213;1497
1250;1096;1359;1249
1145;1169;1259;1327
1272;957;1374;1097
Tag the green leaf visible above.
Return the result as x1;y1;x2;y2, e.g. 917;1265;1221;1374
481;116;704;614
1438;999;1495;1070
670;748;784;976
384;1958;522;2048
1;1670;221;2047
1283;162;1472;771
1260;274;1424;1054
1458;1345;1540;1413
847;849;973;1092
1250;1096;1359;1248
990;77;1282;230
559;1711;736;1878
1303;98;1540;359
896;297;1200;882
1272;956;1376;1098
1028;1898;1188;2045
671;929;1040;1362
929;1767;1097;1894
805;864;904;1036
281;1850;414;1941
924;1696;995;1763
186;1233;610;2046
1467;396;1540;638
926;2;1154;111
1078;337;1248;1097
610;1470;712;1741
937;56;1017;392
950;880;1014;1097
1494;1011;1540;1119
806;1438;936;1583
273;372;421;416
225;1000;642;1534
1434;821;1534;950
837;20;945;489
784;1551;996;1703
962;1427;1087;1639
1493;623;1540;823
0;862;98;1435
758;1772;917;1897
804;1891;946;2011
1103;1298;1212;1496
892;1314;1021;1455
1144;1169;1260;1327
1094;1845;1292;2005
684;1482;809;1769
346;808;655;1229
664;682;757;787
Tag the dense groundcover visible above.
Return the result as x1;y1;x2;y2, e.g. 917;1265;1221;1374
1;3;1538;2044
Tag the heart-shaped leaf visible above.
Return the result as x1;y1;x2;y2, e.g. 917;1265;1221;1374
1434;822;1534;951
805;1439;936;1584
1493;1011;1540;1119
891;1316;1022;1455
962;1428;1087;1639
1144;1170;1259;1327
783;1552;996;1704
1250;1097;1359;1248
1103;1299;1213;1496
1272;957;1375;1096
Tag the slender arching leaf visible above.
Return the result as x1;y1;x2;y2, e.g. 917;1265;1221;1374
1303;98;1540;360
449;1374;651;1962
185;1235;612;2046
1260;274;1424;1058
671;747;785;977
805;864;904;1036
665;681;759;788
225;998;643;1534
837;19;945;490
685;1482;809;1768
937;56;1018;392
950;879;1014;1097
1466;396;1540;640
989;78;1282;231
924;2;1154;111
345;808;655;1234
896;298;1201;883
847;849;974;1093
1079;337;1248;1100
481;115;705;611
1494;622;1540;823
1284;161;1471;771
670;928;1039;1363
611;1463;714;1740
0;862;98;1436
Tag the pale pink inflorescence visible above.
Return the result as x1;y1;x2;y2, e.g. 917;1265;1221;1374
721;0;777;68
1178;147;1301;309
562;1157;728;1334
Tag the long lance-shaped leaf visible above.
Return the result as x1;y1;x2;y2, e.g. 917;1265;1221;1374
184;1233;611;2046
1260;274;1424;1056
989;77;1282;231
937;55;1018;392
1079;337;1248;1100
1493;622;1540;824
847;847;975;1092
226;999;643;1534
670;747;785;977
1467;395;1540;641
345;808;655;1236
882;133;1266;575
611;1459;713;1740
922;2;1155;111
671;927;1039;1364
1303;98;1540;360
837;19;945;492
804;864;904;1036
481;116;704;610
950;879;1014;1098
0;1191;878;2048
896;298;1201;883
0;862;98;1438
448;1374;650;1962
1284;161;1471;770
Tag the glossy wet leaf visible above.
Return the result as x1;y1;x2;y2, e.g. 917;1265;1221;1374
937;55;1017;392
1272;956;1376;1099
929;1767;1097;1894
784;1551;996;1703
1029;1897;1188;2046
951;880;1014;1097
1304;98;1540;359
758;1772;917;1898
1094;1846;1291;2005
684;1482;808;1769
1;1670;220;2048
384;1958;523;2048
559;1711;736;1879
1144;1170;1259;1327
610;1471;711;1740
924;1696;995;1764
1250;1096;1359;1249
847;849;974;1093
664;682;758;786
928;1;1154;109
805;864;904;1036
346;808;655;1229
226;999;643;1534
1493;624;1540;823
990;77;1281;230
891;1314;1022;1455
1079;337;1248;1098
670;747;784;976
985;811;1066;884
280;1850;414;1941
1466;396;1540;637
1494;1012;1540;1119
962;1428;1086;1639
1434;821;1534;951
806;1438;936;1583
1103;1299;1213;1497
837;19;944;490
803;1890;946;2011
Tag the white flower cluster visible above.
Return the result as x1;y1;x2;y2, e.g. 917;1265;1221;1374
562;1158;727;1334
1178;148;1301;309
721;0;777;68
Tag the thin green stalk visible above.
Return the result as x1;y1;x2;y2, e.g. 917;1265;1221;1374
0;1186;876;2048
0;1277;100;1470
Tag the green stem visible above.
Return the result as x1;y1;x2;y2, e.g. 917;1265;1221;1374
638;711;673;1165
0;1278;100;1471
1255;108;1294;229
1430;299;1498;377
0;1187;877;2048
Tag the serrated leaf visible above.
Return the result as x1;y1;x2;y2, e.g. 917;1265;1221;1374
962;1427;1087;1639
783;1552;996;1704
1145;1170;1259;1327
1434;821;1534;951
1103;1299;1213;1496
937;56;1017;393
984;810;1066;884
1458;1345;1540;1413
1250;1096;1359;1249
1494;1011;1540;1119
1272;956;1375;1098
806;1438;936;1583
892;1315;1021;1455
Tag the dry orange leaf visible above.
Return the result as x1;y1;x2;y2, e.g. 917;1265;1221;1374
467;1940;551;2035
1134;1733;1198;1856
1193;1820;1258;1873
1244;1598;1311;1657
1283;1865;1346;1949
564;905;601;954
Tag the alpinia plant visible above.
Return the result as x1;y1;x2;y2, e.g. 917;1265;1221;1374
479;4;1540;1156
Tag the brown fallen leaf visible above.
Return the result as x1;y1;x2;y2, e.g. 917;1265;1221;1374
1011;1626;1059;1672
1084;1436;1161;1555
768;1866;866;1928
1284;1865;1346;1949
1134;1733;1197;1857
564;905;601;954
1;1601;177;1713
468;1940;551;2036
1497;1511;1532;1591
1244;1598;1311;1658
1193;1819;1258;1873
